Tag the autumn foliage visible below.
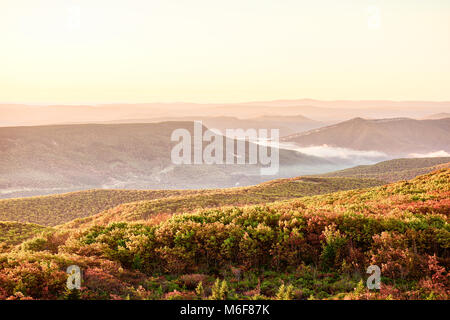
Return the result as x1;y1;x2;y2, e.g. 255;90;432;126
0;169;448;300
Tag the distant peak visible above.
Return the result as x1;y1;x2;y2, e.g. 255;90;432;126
348;117;367;122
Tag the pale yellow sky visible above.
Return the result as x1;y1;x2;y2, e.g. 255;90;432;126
1;0;449;104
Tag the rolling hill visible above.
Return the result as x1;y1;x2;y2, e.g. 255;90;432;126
319;157;450;182
0;189;201;227
282;117;450;156
60;176;384;230
0;169;448;300
2;157;447;228
0;176;384;227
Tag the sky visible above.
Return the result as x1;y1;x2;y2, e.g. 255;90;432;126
0;0;449;104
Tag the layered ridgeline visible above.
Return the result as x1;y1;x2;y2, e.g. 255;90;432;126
0;169;448;300
2;100;450;126
93;115;325;137
0;177;383;227
1;157;447;227
3;117;449;199
282;117;450;156
0;122;336;199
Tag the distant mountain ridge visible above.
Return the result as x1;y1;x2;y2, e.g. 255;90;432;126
2;99;450;126
282;117;450;156
96;115;324;137
0;122;333;198
422;112;450;120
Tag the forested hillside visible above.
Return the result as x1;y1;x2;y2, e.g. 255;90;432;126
0;169;448;300
0;177;383;227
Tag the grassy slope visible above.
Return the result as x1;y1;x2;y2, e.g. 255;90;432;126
60;177;383;229
2;157;447;228
319;157;450;182
0;221;50;252
0;177;383;227
0;189;203;227
3;156;448;228
0;169;448;300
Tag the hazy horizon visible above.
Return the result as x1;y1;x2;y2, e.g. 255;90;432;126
2;98;450;107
